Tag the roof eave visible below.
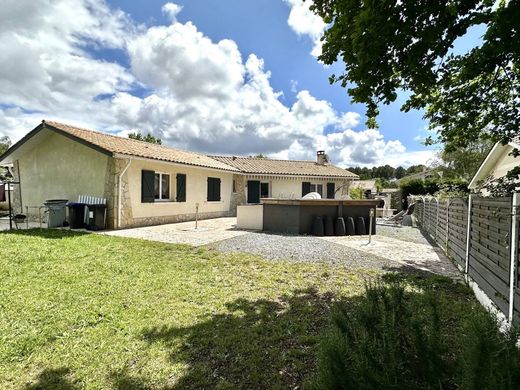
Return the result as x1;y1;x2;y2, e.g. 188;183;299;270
113;153;239;173
468;142;503;189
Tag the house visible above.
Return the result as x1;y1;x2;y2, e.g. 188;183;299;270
0;120;358;229
468;136;520;192
396;169;436;184
350;180;377;198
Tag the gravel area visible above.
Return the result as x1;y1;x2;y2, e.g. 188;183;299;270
208;232;393;269
376;224;434;245
209;224;461;279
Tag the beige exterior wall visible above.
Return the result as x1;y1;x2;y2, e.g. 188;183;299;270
15;132;109;216
491;145;519;179
120;158;234;228
236;204;263;230
243;176;350;201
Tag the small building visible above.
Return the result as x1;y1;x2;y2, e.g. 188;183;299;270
350;180;377;198
0;120;358;229
468;136;520;193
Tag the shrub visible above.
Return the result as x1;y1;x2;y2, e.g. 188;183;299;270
349;187;364;199
306;278;520;390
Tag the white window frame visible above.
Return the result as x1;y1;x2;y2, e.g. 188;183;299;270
310;183;323;197
260;181;270;198
154;172;171;202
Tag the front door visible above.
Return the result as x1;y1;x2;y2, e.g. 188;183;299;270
247;180;260;203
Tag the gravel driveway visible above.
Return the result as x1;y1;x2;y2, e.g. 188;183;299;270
208;232;393;269
208;223;460;278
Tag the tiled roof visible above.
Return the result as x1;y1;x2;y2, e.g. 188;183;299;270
211;155;358;178
350;180;377;190
43;121;238;172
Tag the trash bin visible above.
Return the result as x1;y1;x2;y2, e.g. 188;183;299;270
86;204;107;230
67;202;87;229
44;199;68;228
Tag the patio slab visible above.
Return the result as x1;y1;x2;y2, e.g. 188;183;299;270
102;217;249;246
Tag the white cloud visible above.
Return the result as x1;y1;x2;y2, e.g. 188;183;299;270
162;2;183;22
0;0;430;168
283;0;326;57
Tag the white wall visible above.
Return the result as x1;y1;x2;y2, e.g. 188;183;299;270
244;177;347;201
126;158;234;219
491;145;519;179
236;204;263;230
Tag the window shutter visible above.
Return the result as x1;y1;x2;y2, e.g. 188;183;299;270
247;180;260;203
302;182;311;197
326;182;335;199
214;178;221;201
207;177;221;201
207;177;213;201
141;170;155;203
176;174;186;202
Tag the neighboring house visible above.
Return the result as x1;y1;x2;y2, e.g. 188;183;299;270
468;136;520;192
0;120;358;229
350;180;377;198
396;169;436;183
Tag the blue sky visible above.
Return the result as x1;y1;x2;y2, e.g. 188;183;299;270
0;0;485;167
109;0;420;148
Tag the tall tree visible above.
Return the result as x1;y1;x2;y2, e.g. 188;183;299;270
311;0;519;157
0;136;11;155
128;132;162;145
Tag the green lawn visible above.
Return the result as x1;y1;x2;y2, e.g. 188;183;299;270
0;229;475;389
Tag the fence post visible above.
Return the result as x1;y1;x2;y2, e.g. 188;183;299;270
465;194;473;275
435;197;439;242
446;198;450;255
508;192;519;322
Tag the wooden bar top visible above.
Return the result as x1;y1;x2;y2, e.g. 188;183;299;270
260;198;380;207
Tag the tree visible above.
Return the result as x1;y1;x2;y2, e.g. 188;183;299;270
0;136;11;155
394;166;406;179
128;132;162;145
311;0;519;158
439;138;493;181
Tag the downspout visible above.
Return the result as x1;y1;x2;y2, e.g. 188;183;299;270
117;158;132;229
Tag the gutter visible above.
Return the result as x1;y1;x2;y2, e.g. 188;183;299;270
117;158;132;229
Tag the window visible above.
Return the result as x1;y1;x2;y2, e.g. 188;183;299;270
232;179;236;193
207;177;221;201
310;183;323;197
154;173;170;201
176;173;186;202
260;182;269;198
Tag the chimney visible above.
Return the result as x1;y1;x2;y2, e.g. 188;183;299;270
316;150;330;165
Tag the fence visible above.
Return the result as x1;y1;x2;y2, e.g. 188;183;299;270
410;193;520;324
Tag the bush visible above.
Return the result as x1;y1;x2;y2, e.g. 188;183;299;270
306;278;520;390
349;187;364;199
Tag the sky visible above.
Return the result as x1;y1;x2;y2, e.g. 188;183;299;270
0;0;484;168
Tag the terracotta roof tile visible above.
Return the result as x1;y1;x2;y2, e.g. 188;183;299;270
44;121;238;172
211;155;358;178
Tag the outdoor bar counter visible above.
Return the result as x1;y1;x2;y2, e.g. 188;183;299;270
261;198;379;235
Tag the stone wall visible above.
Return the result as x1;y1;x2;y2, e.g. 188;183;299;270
229;174;246;216
122;210;231;229
105;158;133;229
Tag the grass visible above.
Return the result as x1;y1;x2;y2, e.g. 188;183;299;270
0;229;483;389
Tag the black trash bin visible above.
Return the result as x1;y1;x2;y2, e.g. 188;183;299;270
86;204;107;231
67;203;87;229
